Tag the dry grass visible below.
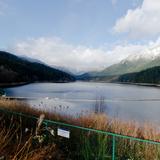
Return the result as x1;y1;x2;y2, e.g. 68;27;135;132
0;98;160;160
0;113;65;160
0;98;160;141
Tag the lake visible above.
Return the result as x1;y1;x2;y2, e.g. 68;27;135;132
4;82;160;124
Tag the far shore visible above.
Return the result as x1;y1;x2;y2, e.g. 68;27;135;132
1;80;160;90
80;79;160;88
0;82;30;88
0;80;75;88
115;82;160;88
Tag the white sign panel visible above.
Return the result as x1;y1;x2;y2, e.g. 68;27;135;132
58;128;70;138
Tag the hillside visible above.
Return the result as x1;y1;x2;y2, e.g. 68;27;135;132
118;66;160;84
78;45;160;81
100;46;160;76
0;51;75;84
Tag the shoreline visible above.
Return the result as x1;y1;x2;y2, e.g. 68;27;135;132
0;80;75;89
115;82;160;88
0;82;30;88
79;79;160;87
1;80;160;90
78;80;160;88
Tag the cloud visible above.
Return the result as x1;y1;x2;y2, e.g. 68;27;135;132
8;37;150;73
113;0;160;39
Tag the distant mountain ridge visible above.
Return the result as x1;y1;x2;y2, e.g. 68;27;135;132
0;51;75;84
20;55;45;64
78;45;160;80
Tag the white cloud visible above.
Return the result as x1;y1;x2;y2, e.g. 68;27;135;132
113;0;160;39
8;37;150;73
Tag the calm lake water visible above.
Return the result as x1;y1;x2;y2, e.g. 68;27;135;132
4;82;160;124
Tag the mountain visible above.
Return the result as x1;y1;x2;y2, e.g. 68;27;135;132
118;66;160;84
20;55;45;64
21;56;76;75
0;51;75;84
78;45;160;80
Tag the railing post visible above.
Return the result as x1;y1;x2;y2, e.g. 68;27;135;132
112;136;116;160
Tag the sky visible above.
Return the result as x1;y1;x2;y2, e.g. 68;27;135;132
1;0;160;73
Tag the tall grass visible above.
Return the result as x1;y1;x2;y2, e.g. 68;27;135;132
0;98;160;159
0;97;159;140
0;112;65;160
